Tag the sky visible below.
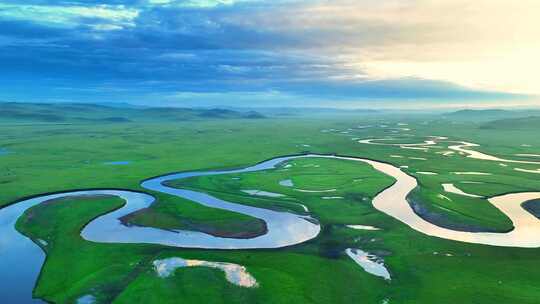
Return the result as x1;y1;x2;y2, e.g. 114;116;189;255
0;0;538;108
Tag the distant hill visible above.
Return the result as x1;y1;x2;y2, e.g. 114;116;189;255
480;116;540;130
0;102;265;123
446;109;510;117
215;107;380;117
442;109;540;122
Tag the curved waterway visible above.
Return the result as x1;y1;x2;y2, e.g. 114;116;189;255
2;154;540;302
359;137;540;165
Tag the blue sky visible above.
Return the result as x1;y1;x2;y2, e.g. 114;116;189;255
0;0;537;108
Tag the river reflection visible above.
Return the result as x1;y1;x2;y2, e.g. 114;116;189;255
2;153;540;302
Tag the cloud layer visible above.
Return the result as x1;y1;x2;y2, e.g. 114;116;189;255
0;0;536;107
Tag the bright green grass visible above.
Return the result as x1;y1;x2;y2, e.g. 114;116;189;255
169;158;395;226
15;158;540;304
15;195;161;303
5;115;540;303
123;193;267;238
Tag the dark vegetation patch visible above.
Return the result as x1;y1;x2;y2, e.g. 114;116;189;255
406;191;509;233
120;207;268;239
119;194;268;239
523;200;540;220
0;102;265;123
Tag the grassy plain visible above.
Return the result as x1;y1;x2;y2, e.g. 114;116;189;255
4;106;540;303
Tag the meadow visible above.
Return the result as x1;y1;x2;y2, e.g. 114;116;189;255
3;104;540;303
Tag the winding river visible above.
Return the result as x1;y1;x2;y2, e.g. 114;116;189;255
2;154;540;302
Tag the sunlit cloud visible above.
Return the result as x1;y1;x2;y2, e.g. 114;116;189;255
225;0;540;94
147;0;261;8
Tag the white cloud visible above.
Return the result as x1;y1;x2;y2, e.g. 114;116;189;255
146;0;256;8
0;3;140;30
225;0;540;94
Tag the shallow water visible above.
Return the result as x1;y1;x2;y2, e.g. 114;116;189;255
416;171;438;175
515;154;540;158
0;155;320;302
347;225;381;231
279;179;294;187
359;137;540;165
241;189;285;197
153;257;258;288
345;248;391;280
294;188;337;193
104;161;131;165
452;172;492;176
448;142;540;165
76;295;96;304
358;138;436;147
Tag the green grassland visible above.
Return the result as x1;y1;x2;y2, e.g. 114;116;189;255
121;192;268;238
167;158;395;225
4;105;540;303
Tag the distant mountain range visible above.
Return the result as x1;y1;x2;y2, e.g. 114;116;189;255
480;116;540;130
0;102;266;123
442;109;540;121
